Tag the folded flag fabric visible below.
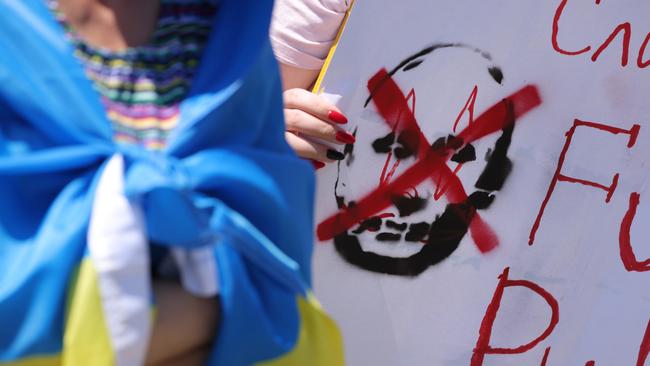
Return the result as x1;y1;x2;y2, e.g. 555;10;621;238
0;1;343;365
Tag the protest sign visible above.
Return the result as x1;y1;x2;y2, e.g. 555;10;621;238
313;1;650;364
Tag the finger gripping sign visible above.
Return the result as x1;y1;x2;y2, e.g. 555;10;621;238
312;0;650;365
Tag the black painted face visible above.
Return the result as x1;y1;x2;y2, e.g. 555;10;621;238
332;44;514;277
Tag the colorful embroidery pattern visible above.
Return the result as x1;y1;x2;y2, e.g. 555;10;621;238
48;0;217;149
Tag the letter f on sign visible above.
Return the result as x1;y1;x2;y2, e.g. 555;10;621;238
529;119;640;245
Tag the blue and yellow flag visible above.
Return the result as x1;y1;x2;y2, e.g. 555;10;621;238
0;0;343;365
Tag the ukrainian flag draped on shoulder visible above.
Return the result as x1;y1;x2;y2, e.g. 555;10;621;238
0;1;343;365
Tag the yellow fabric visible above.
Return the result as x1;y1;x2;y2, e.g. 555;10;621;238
61;260;114;366
1;261;114;366
259;294;344;366
2;271;341;366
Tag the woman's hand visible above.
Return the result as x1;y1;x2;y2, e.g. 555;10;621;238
283;88;355;169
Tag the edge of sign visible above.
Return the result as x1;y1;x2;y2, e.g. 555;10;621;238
311;0;356;93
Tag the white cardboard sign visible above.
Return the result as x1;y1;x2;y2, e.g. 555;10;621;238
313;1;650;365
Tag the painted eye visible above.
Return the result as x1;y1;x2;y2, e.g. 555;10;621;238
371;132;394;154
451;143;476;164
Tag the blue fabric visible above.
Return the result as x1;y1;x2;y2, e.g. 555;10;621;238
0;0;316;364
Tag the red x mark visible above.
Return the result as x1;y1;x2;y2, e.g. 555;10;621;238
317;68;542;254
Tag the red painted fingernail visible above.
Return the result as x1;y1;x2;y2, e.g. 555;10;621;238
335;131;356;144
310;160;326;170
328;110;348;124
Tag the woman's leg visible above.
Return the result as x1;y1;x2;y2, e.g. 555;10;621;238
145;281;220;366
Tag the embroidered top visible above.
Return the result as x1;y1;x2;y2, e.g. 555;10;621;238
48;0;218;149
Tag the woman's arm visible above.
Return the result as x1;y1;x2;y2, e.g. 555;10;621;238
271;0;353;167
145;282;219;366
278;63;320;91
